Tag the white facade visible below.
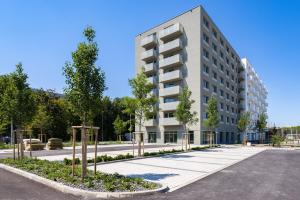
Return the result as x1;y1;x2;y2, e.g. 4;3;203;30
135;6;267;145
241;58;268;141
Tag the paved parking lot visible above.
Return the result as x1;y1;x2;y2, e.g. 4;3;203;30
89;146;265;191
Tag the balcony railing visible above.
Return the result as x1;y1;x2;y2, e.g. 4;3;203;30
141;49;157;62
160;85;181;97
144;119;157;127
141;34;156;48
161;117;181;126
159;54;183;69
160;70;182;83
144;62;157;73
159;38;182;55
159;23;183;41
147;76;157;85
160;101;179;111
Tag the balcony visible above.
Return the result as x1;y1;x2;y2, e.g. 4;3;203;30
159;23;183;41
159;38;182;55
144;62;157;73
160;101;179;111
159;54;183;69
161;117;181;126
144;119;157;127
160;85;181;97
141;34;156;48
141;49;157;62
160;70;182;83
238;71;246;81
147;76;157;85
239;91;246;100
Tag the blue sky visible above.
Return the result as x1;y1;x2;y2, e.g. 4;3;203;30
0;0;299;127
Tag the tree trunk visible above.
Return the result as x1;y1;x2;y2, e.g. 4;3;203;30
184;125;188;152
81;115;87;180
137;118;142;157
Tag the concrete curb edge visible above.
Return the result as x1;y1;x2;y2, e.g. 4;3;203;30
0;163;169;199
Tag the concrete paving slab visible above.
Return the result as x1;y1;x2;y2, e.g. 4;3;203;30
89;146;266;191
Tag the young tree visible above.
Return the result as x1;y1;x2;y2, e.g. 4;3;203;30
0;63;36;158
175;87;198;151
203;96;219;147
31;104;52;142
237;111;251;145
63;26;106;178
113;115;127;141
256;112;268;144
128;68;157;156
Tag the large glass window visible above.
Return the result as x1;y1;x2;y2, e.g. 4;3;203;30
148;132;157;143
164;131;178;143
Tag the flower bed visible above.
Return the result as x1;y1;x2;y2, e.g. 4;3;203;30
0;158;159;192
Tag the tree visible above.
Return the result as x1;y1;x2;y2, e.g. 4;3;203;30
256;112;268;144
203;96;219;147
128;68;157;156
63;26;106;178
0;64;36;158
122;96;137;136
113;115;127;141
31;104;52;142
237;111;251;145
175;87;198;151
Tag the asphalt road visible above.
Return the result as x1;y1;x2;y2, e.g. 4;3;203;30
0;144;170;159
0;149;299;200
125;149;300;200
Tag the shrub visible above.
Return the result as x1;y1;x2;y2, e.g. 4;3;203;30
271;135;284;147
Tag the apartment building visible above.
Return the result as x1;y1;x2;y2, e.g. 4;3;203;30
135;6;266;145
240;58;268;142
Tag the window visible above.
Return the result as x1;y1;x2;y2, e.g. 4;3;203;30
220;89;224;97
164;82;177;88
231;75;235;81
231;85;235;91
203;48;209;59
220;64;224;72
220;51;224;59
203;17;209;29
203;33;209;44
226;70;230;77
220;77;224;84
226;105;230;111
226;93;229;100
203;64;209;74
212;29;217;38
212;43;217;52
203;80;209;90
213;85;217;93
226;81;229;88
226;116;230;123
221;115;224;122
226;46;229;53
231;118;235;124
204;112;208;119
231;96;235;103
203;95;209;104
231;64;235;70
164;112;174;118
220;102;224;110
213;57;217;66
231;107;235;113
226;58;229;65
148;132;157;143
164;131;177;143
164;97;178;103
220;38;224;46
213;71;217;79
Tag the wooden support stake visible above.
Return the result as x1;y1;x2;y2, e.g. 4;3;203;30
94;129;98;175
81;128;87;180
72;128;76;177
29;133;32;158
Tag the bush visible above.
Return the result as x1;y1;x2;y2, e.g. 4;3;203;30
64;157;80;165
271;135;284;147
